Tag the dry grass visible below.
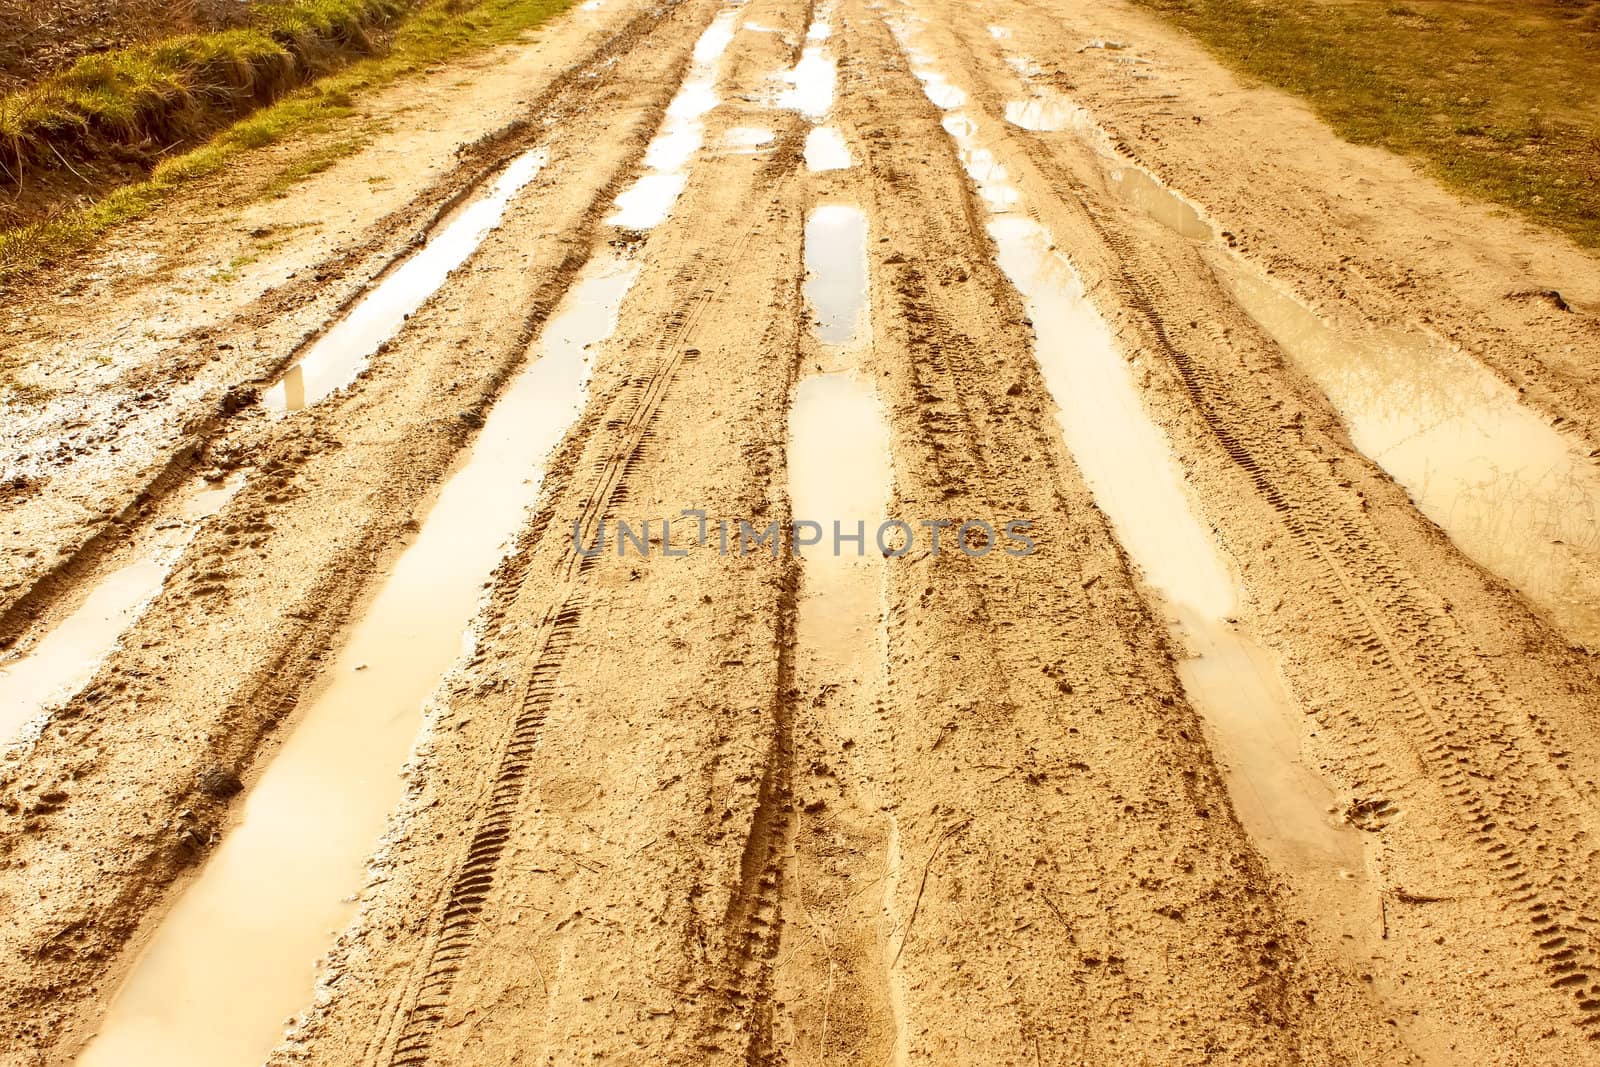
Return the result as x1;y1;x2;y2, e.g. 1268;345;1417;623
1131;0;1600;248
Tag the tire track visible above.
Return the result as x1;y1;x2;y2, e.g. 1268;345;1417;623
375;203;778;1067
890;0;1600;1048
1084;191;1600;1041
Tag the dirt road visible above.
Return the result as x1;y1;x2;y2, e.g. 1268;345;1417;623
2;0;1599;1063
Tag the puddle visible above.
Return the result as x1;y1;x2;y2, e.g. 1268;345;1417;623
989;214;1236;618
888;7;1367;925
0;477;241;748
989;180;1365;927
779;43;838;120
608;7;741;230
1108;165;1212;241
804;205;870;347
998;75;1211;242
987;24;1013;39
1222;269;1600;647
942;115;1021;210
804;126;853;171
789;373;892;675
1172;607;1357;878
792;194;887;674
1003;91;1106;143
912;66;966;110
723;125;776;152
75;254;640;1067
264;149;547;412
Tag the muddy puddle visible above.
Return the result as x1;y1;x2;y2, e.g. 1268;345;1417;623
264;148;547;413
786;199;897;1058
1222;269;1600;647
889;9;1370;941
789;373;892;673
0;476;241;748
723;125;775;153
1108;165;1212;241
791;200;886;716
804;204;870;345
75;254;640;1067
999;76;1211;241
778;8;838;121
804;126;852;171
993;54;1209;239
1003;92;1101;138
987;163;1367;947
609;6;741;230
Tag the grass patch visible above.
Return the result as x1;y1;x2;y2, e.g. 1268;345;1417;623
0;0;574;282
0;0;408;179
1130;0;1600;248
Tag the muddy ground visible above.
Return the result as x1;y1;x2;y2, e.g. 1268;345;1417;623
1;0;1599;1063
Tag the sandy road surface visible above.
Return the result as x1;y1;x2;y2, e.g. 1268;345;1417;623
1;0;1598;1063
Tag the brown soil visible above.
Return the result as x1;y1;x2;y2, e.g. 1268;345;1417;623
1;0;1598;1063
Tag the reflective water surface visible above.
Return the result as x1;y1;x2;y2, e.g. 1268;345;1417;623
76;255;640;1067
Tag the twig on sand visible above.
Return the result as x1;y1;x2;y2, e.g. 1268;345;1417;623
891;818;971;968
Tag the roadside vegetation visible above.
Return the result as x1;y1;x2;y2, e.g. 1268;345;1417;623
0;0;574;283
0;0;252;92
1132;0;1600;249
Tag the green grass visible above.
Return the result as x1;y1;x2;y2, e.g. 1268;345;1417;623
0;0;406;172
1130;0;1600;248
0;0;574;282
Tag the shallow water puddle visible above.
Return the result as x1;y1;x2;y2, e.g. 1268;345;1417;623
990;186;1365;915
889;8;1367;911
998;71;1211;241
789;374;892;674
776;5;838;121
1003;90;1108;145
264;148;547;412
804;205;870;346
792;199;887;677
1223;269;1600;647
804;126;852;171
793;196;889;748
608;7;741;230
0;476;241;747
779;43;838;120
912;65;966;110
1108;165;1212;241
76;254;640;1067
723;125;776;153
942;115;1021;210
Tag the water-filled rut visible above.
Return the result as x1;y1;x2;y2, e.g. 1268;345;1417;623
74;254;638;1067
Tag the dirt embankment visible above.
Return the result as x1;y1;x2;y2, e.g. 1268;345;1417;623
0;0;251;91
0;0;1597;1062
